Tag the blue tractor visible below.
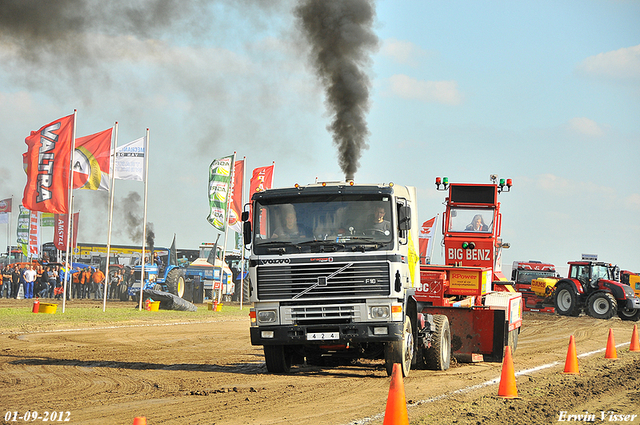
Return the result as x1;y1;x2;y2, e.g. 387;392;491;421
128;238;186;301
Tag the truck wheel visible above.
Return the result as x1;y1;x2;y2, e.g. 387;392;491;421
586;292;616;319
424;315;451;371
264;345;292;373
617;306;640;321
165;269;185;298
384;316;414;377
554;283;580;316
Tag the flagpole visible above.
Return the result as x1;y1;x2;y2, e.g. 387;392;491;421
103;123;118;312
216;152;236;306
62;110;77;314
239;156;246;310
139;128;150;311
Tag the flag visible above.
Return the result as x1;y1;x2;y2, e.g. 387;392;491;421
249;165;274;195
28;210;41;258
40;213;55;227
54;212;79;251
419;215;438;265
0;198;12;213
22;114;75;214
0;214;7;225
228;159;244;233
207;154;234;231
73;128;112;190
114;137;145;181
17;206;30;257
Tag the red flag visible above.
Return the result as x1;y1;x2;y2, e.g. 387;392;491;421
22;114;75;214
419;216;438;265
53;212;79;251
0;198;11;213
228;159;245;232
73;128;112;190
249;165;274;195
249;165;274;233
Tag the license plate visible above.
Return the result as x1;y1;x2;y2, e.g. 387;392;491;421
306;332;339;341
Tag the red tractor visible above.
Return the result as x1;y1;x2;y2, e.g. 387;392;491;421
553;258;640;321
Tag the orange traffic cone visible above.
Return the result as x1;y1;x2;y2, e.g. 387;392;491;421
383;363;409;425
563;335;579;374
132;417;147;425
605;328;617;359
497;346;518;398
630;325;640;352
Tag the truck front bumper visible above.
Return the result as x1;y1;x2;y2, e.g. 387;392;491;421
250;322;404;346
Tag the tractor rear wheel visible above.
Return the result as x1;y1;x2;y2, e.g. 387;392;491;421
618;306;640;321
424;314;451;371
586;292;616;319
554;283;581;316
384;316;414;377
165;269;186;298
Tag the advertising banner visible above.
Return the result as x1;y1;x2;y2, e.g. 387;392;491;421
207;154;235;231
22;114;75;214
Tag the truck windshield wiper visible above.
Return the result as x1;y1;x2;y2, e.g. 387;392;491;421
297;240;346;251
255;241;301;254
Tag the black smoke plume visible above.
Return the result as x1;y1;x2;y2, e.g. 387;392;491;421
295;0;379;181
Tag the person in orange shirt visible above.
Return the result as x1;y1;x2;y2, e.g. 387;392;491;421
92;268;105;300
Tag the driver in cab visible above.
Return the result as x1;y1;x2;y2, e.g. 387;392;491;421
369;206;391;234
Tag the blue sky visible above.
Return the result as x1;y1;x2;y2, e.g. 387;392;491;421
0;0;638;273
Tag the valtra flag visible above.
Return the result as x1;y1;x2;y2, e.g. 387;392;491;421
0;198;11;213
249;165;274;195
22;114;75;214
73;128;112;191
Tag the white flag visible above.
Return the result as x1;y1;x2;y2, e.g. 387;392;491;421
114;137;145;181
0;213;7;224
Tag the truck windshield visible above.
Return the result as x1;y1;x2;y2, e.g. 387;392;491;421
448;207;494;233
253;194;394;254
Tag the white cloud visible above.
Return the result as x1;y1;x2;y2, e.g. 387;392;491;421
624;193;640;211
380;38;431;66
387;74;462;105
566;117;604;137
576;44;640;81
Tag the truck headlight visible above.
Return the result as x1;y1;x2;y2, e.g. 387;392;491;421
370;306;390;319
258;310;277;323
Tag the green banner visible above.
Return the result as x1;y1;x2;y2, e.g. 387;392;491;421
17;206;30;257
41;213;55;227
207;154;234;231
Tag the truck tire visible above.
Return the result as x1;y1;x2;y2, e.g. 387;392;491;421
424;315;451;371
617;306;640;321
554;283;580;317
586;292;616;319
264;345;292;373
165;269;185;298
384;316;414;377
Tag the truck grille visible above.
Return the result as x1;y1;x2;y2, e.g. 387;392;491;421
257;261;390;301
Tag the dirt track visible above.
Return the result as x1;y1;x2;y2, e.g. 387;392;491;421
1;300;639;425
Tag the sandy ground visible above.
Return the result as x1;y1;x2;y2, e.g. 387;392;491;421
1;299;639;425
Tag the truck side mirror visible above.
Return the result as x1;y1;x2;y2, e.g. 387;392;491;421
241;211;249;222
243;221;252;245
398;206;411;230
